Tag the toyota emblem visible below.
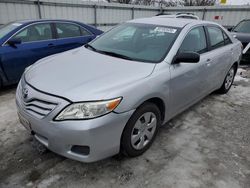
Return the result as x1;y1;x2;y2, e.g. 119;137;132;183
22;87;28;99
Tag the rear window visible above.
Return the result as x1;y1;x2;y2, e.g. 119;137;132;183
55;23;90;39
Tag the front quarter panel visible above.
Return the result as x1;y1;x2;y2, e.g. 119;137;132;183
112;63;171;121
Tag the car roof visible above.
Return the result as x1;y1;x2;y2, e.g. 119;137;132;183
128;17;215;28
12;19;84;25
157;14;199;20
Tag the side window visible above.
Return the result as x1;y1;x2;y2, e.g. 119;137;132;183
207;27;224;49
223;32;232;45
56;23;82;39
12;23;53;43
179;26;207;54
80;27;91;36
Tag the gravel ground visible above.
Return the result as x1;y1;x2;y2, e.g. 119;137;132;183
0;66;250;188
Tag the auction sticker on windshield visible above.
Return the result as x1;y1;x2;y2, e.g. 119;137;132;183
154;27;177;33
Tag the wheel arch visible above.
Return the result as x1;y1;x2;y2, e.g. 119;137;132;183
143;97;165;123
119;97;166;156
233;61;238;74
0;56;9;87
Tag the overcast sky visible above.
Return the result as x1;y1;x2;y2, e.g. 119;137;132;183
224;0;250;5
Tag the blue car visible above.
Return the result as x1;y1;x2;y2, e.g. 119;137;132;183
0;19;103;87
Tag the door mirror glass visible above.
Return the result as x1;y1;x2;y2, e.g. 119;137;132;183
7;38;21;47
174;52;200;64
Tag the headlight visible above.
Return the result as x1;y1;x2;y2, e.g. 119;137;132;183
54;97;122;121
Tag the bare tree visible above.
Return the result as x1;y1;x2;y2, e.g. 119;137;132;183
117;0;132;4
182;0;216;6
112;0;216;6
131;0;152;5
160;0;179;7
132;0;179;6
158;0;216;6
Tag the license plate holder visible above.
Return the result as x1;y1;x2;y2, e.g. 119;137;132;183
18;113;31;131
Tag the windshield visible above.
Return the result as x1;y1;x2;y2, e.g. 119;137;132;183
0;22;22;39
88;23;180;63
233;20;250;33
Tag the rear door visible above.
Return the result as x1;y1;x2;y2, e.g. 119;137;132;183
0;22;55;82
52;22;95;53
205;26;234;89
170;26;212;115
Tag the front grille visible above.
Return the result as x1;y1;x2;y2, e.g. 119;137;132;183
17;79;58;119
23;98;57;118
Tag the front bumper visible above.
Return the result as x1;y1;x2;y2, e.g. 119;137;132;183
16;80;134;162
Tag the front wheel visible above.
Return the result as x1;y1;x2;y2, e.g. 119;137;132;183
217;65;236;94
121;102;161;157
0;77;2;89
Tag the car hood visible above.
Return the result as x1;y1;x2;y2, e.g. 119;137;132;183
231;32;250;43
25;47;156;102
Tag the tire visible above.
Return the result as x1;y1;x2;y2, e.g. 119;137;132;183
121;102;161;157
0;77;2;89
217;65;236;94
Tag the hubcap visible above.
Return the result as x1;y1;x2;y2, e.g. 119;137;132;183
225;68;235;90
131;112;157;150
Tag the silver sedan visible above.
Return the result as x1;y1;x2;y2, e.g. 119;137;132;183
16;17;242;162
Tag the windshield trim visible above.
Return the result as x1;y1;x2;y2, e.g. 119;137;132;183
233;19;250;33
87;23;182;64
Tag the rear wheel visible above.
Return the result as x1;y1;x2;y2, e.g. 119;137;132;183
121;102;161;157
217;65;236;94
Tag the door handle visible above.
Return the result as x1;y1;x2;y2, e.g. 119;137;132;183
206;59;211;66
48;43;55;48
230;48;234;55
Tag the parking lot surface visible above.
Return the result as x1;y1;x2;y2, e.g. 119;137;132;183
0;66;250;188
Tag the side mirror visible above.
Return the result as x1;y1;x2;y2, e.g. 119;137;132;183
227;27;233;32
7;38;21;47
173;52;200;64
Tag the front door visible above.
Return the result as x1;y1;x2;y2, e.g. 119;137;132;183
170;26;211;115
0;22;55;82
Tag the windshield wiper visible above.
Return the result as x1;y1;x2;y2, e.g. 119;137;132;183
85;44;135;61
85;44;97;51
98;50;135;61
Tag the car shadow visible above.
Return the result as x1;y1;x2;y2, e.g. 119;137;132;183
0;84;17;96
